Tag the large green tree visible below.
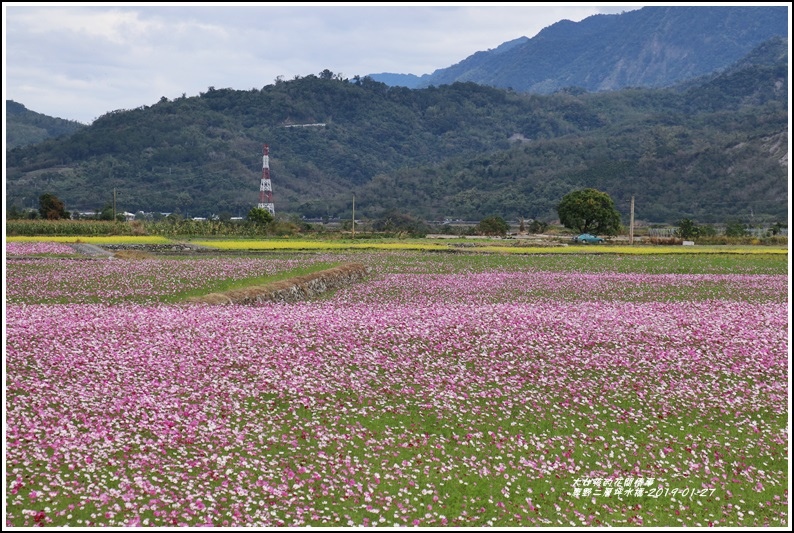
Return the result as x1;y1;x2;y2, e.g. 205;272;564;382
675;218;700;239
557;188;621;235
38;193;68;220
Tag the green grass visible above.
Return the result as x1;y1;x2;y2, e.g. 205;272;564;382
162;262;340;303
363;250;789;276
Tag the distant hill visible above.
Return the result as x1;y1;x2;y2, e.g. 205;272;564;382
372;6;788;94
4;37;788;225
366;72;428;90
369;37;530;89
5;100;86;149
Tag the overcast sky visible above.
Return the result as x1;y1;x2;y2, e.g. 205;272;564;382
2;3;649;125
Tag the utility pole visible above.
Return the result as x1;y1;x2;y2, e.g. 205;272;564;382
352;193;356;239
113;188;117;221
629;195;635;245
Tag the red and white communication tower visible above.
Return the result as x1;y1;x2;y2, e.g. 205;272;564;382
258;144;275;215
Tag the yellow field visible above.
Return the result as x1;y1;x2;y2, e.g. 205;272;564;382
190;239;451;251
5;235;787;255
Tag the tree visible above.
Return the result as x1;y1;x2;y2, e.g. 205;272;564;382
527;219;548;234
768;221;785;236
675;218;699;239
372;209;429;237
557;188;621;235
477;215;510;236
97;203;115;221
724;220;747;237
699;224;717;237
38;193;68;220
247;207;274;225
6;205;25;220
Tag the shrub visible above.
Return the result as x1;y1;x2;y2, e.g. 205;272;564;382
477;215;510;236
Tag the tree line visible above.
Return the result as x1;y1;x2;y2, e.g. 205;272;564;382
12;189;784;242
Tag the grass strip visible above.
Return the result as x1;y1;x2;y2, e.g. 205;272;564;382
186;263;369;304
165;262;341;303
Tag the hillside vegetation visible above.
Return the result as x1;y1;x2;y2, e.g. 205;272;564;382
6;100;86;149
5;38;788;225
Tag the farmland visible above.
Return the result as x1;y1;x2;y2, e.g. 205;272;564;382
4;241;790;527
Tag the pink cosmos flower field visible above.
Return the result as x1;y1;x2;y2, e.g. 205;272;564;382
6;241;76;256
6;252;337;304
4;250;789;527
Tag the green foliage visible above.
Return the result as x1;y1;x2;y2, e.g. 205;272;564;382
767;221;785;236
476;215;510;236
38;193;68;220
6;100;86;149
725;220;748;237
557;188;622;235
96;203;116;221
4;38;787;225
5;205;27;220
6;220;134;236
371;210;430;237
247;207;274;225
527;219;548;234
268;220;302;236
675;218;700;239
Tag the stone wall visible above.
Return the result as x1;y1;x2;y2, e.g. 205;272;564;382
187;263;371;305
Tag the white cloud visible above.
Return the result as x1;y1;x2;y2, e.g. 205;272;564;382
3;3;642;124
12;7;161;45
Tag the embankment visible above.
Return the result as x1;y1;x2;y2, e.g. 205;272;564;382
187;263;371;304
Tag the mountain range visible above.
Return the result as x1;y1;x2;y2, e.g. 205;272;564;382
369;6;788;93
4;6;789;226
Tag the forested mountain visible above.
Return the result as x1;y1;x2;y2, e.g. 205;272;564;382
4;37;788;225
372;6;788;94
5;100;86;149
